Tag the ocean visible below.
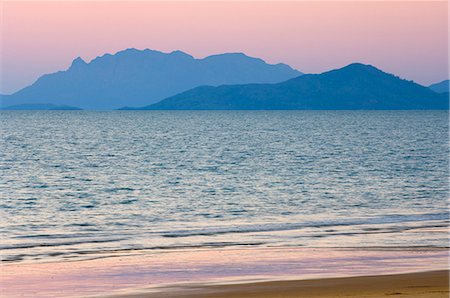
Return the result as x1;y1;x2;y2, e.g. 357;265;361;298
1;110;448;263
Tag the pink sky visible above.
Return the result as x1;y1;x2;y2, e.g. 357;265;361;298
1;1;448;94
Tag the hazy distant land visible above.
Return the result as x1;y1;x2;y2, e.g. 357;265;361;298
429;80;450;93
0;49;300;110
0;49;448;111
134;63;448;110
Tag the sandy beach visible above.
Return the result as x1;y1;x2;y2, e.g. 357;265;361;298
108;270;449;298
1;247;448;297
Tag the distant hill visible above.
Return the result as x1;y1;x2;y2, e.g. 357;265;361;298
136;63;448;110
1;103;82;110
0;49;301;110
428;80;449;93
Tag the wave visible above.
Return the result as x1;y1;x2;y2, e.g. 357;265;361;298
0;237;127;250
160;212;449;238
0;241;265;262
1;212;447;263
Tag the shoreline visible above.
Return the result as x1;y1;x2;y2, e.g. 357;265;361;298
1;247;448;298
2;245;448;266
102;270;450;298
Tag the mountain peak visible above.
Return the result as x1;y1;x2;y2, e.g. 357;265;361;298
170;50;194;59
223;52;249;57
429;79;449;93
70;57;87;69
319;62;388;79
116;48;158;56
341;62;380;72
204;52;253;61
111;48;194;60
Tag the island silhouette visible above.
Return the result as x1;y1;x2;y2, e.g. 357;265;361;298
1;49;448;110
0;49;300;110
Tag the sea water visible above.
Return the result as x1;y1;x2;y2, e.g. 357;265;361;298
1;110;448;263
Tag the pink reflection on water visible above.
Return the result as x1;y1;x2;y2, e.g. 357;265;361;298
1;247;448;297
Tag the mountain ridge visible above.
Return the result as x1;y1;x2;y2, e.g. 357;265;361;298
428;80;449;93
134;63;448;110
0;48;302;110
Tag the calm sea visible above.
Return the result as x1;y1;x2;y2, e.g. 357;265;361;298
1;110;448;263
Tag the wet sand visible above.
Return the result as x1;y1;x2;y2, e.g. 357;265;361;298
109;270;449;298
1;247;448;297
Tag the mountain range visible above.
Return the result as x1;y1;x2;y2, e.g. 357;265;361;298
134;63;448;110
0;49;301;110
1;49;448;110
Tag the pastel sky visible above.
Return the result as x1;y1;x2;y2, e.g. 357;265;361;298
1;1;448;94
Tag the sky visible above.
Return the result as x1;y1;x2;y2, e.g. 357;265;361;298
0;1;448;94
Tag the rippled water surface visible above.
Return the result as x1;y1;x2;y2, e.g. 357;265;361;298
1;111;448;263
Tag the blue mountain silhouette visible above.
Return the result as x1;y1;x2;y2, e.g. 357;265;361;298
428;80;449;93
0;49;301;110
135;63;448;110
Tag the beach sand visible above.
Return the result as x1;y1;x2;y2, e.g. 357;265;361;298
1;247;448;297
108;270;449;298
